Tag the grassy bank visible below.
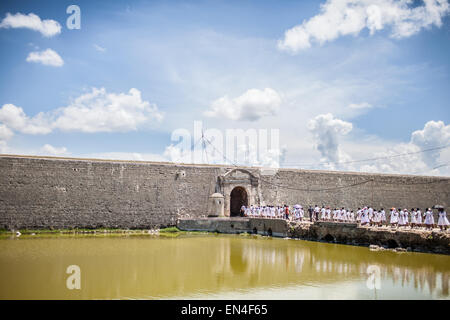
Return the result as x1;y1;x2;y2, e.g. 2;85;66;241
0;226;208;238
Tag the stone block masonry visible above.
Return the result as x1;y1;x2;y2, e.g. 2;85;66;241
177;218;449;254
0;155;221;229
288;221;450;255
0;155;449;230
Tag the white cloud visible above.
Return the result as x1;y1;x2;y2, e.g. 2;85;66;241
204;88;282;121
162;141;286;169
359;143;430;175
40;144;69;156
93;44;106;52
348;102;372;110
278;0;450;53
26;49;64;67
0;141;9;153
0;12;61;37
0;104;51;134
335;120;450;176
0;124;14;141
307;113;353;165
0;88;163;137
410;120;450;168
52;87;163;132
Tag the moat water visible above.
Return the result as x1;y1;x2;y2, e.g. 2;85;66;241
0;233;449;300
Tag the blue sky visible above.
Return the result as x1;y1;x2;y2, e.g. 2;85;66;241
0;0;449;175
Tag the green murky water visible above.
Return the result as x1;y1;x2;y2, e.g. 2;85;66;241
0;234;448;300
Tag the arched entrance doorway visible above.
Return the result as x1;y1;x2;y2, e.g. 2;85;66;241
230;186;248;217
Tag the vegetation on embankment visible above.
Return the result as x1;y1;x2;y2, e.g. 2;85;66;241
0;226;209;238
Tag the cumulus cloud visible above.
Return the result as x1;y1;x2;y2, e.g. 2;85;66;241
163;141;286;169
0;104;52;134
0;124;14;141
0;87;163;138
341;120;450;176
26;49;64;67
359;143;430;175
278;0;450;53
307;113;353;165
0;12;61;37
52;87;163;132
40;144;69;156
0;141;9;153
204;88;282;121
410;120;450;168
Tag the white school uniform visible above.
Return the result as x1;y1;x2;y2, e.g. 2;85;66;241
416;210;422;224
398;211;405;225
390;210;398;224
326;209;331;220
361;209;369;224
380;210;386;223
438;211;449;226
314;206;320;214
320;208;326;220
341;210;346;221
374;211;380;223
350;211;355;221
336;209;342;221
410;211;417;224
424;210;434;225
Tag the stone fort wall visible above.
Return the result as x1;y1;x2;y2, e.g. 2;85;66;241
0;155;448;229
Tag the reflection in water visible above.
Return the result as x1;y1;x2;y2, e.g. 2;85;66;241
0;234;448;299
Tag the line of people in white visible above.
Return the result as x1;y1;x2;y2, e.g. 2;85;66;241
241;205;300;220
240;204;449;231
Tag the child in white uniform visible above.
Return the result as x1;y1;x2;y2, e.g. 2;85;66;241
356;208;362;223
403;209;409;227
437;208;449;231
361;208;369;226
416;208;422;227
336;209;342;222
398;209;405;227
424;208;434;229
380;208;386;226
410;208;417;229
320;207;326;221
390;208;398;227
326;207;331;221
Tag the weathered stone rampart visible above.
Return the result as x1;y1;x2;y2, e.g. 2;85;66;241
289;221;450;254
0;154;448;230
177;218;450;254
